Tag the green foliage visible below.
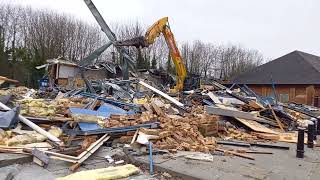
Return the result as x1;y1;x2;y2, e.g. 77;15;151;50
143;52;150;70
136;48;151;70
136;48;144;69
0;45;46;88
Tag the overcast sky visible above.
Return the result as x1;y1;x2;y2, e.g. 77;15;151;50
4;0;320;59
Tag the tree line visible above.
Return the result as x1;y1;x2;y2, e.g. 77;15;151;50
0;3;264;88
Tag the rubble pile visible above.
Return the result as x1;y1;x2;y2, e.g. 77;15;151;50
154;115;217;152
0;77;319;179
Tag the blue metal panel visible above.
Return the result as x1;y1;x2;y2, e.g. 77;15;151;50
69;103;130;131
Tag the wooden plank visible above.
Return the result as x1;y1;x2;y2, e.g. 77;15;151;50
207;92;222;104
206;104;277;134
130;129;139;144
152;98;165;107
69;135;110;171
74;134;109;159
50;155;78;163
76;136;97;154
143;104;153;113
205;106;265;122
278;132;307;144
0;142;52;150
0;148;29;154
235;149;273;154
268;104;285;132
215;148;255;160
150;101;164;116
0;76;19;83
236;118;278;134
45;150;79;160
251;132;280;140
248;100;264;109
44;134;109;161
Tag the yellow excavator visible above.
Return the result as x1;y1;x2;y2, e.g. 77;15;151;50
115;17;200;92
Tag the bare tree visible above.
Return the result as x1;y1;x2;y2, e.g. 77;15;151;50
0;2;265;87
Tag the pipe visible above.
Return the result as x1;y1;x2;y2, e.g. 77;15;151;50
0;102;64;146
296;127;305;158
139;81;184;107
149;141;154;175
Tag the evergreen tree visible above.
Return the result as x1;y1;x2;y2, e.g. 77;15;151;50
136;48;144;69
143;52;150;70
151;56;157;69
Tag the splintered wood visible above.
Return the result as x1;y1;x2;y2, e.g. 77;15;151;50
150;114;219;152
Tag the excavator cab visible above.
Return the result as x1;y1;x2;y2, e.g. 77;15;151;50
183;75;201;91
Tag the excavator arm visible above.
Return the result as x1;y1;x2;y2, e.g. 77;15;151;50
115;17;188;92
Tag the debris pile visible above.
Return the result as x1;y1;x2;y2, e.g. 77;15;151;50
0;74;319;179
153;115;217;152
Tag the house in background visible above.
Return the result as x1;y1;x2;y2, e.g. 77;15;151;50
37;59;121;89
231;50;320;106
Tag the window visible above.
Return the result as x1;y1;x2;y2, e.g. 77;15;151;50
279;94;289;103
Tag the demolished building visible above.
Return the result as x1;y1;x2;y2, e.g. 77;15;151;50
36;58;122;89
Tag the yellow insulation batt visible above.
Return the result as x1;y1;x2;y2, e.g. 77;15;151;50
5;126;62;146
56;164;140;180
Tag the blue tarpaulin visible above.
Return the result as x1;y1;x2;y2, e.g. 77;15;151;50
69;103;131;131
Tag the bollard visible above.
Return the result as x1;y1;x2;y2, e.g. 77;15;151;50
317;117;320;135
311;118;317;140
307;123;314;148
296;127;305;158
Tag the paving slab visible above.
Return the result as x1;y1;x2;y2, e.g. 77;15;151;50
0;141;319;180
0;153;32;167
133;142;320;180
0;146;155;180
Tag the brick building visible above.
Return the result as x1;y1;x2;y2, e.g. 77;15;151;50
231;50;320;106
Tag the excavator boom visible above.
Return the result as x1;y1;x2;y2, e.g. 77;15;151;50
116;17;194;92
